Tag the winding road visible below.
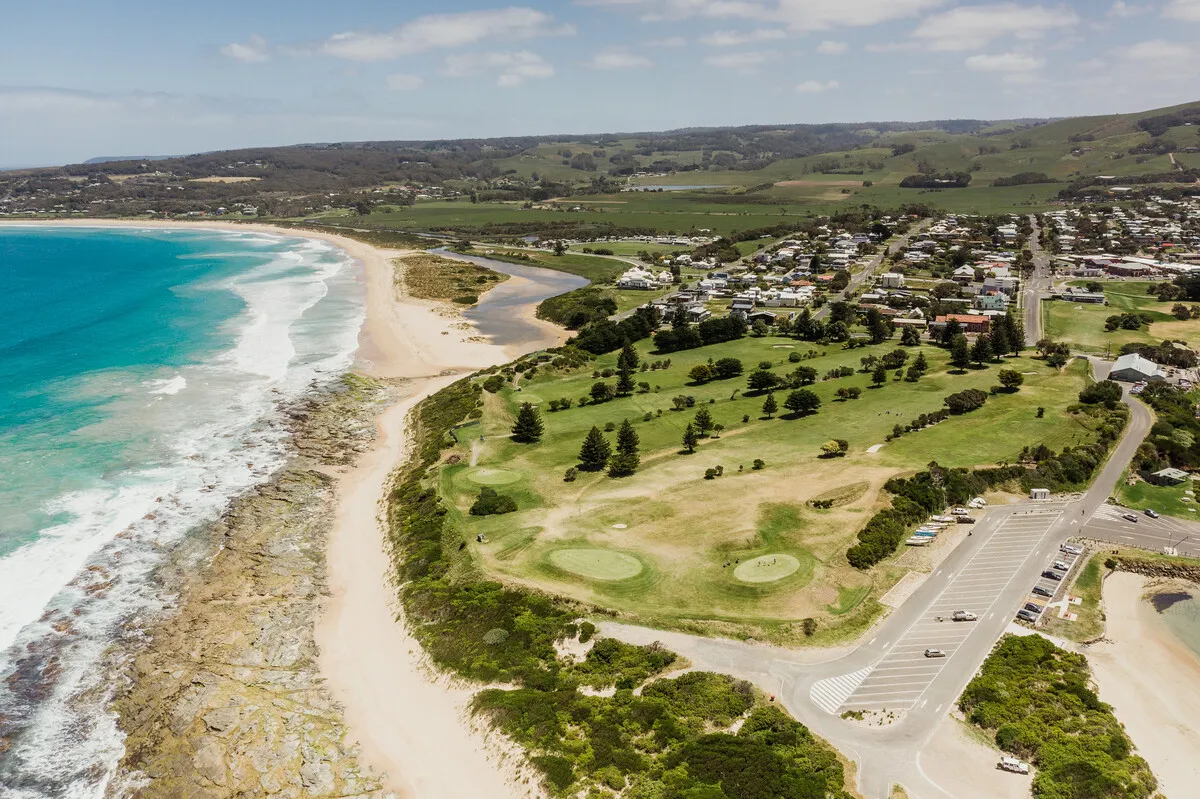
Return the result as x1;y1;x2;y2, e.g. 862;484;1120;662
602;359;1153;799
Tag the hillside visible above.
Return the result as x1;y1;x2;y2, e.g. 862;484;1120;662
2;100;1198;230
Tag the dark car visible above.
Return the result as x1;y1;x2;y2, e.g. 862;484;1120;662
1042;570;1063;581
1017;610;1038;622
1032;586;1054;597
1024;603;1043;614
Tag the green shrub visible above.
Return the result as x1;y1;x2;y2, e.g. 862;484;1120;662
470;487;517;516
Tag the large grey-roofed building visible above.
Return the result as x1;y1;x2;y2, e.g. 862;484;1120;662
1109;353;1164;383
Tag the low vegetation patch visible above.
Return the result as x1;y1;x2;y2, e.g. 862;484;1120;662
960;634;1158;799
396;252;507;305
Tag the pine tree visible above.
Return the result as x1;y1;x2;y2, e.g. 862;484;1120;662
762;393;778;419
988;325;1009;360
511;402;544;443
578;426;611;471
971;335;992;365
616;369;636;395
913;351;929;375
682;422;700;453
693;406;714;436
617;341;640;373
941;319;963;347
609;419;640;476
950;335;971;371
615;419;639;455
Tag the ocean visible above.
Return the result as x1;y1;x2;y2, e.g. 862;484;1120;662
1153;590;1200;660
0;225;364;796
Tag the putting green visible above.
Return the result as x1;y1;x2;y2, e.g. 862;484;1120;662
515;393;544;404
467;468;522;486
549;549;643;581
734;554;801;583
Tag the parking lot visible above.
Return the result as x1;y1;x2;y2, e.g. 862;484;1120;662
837;509;1064;713
1086;504;1200;558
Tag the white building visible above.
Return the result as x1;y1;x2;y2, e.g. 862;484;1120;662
880;272;905;289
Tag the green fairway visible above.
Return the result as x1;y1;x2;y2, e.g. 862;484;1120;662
452;329;1102;644
467;467;523;486
548;548;645;580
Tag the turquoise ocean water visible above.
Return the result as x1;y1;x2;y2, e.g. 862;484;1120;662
0;226;364;796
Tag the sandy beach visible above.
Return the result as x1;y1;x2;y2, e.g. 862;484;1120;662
1085;572;1200;798
8;219;571;797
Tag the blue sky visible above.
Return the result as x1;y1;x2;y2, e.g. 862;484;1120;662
2;0;1199;166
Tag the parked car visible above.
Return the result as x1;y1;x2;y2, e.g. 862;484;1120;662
1053;561;1069;571
1145;508;1159;519
952;610;978;621
1024;603;1043;614
924;648;947;658
1061;543;1084;555
1122;513;1139;523
999;757;1031;775
1017;610;1038;623
1042;570;1063;581
1032;586;1054;597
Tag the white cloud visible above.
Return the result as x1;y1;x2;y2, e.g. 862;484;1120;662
795;79;839;93
220;34;270;63
587;50;654;69
322;7;573;61
699;28;785;46
965;52;1046;72
911;3;1079;52
645;35;688;46
1163;0;1200;20
439;51;555;87
386;73;424;91
582;0;947;31
1107;1;1148;18
816;40;848;54
703;50;775;73
1124;39;1196;64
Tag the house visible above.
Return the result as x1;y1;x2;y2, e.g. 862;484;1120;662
1054;289;1106;304
974;293;1008;312
748;310;777;324
730;299;755;319
952;265;977;283
1110;353;1165;382
936;314;991;333
880;272;905;289
1151;467;1189;486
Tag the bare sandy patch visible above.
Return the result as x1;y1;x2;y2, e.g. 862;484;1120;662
774;179;864;188
189;175;263;183
918;716;1032;799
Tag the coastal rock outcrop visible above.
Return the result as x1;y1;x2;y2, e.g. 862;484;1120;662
107;376;394;798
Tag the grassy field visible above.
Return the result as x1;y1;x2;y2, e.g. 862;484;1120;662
476;246;627;283
393;251;507;305
1116;473;1200;519
447;334;1096;644
1042;280;1200;354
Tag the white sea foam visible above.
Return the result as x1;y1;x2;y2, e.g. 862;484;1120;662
0;231;365;796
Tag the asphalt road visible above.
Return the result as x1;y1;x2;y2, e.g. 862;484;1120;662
1023;214;1051;346
814;220;932;321
601;362;1155;799
1085;503;1200;558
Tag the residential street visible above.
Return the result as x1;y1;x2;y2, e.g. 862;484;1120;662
814;219;932;320
1023;214;1052;345
602;362;1154;799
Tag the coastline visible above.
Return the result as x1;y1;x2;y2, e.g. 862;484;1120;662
13;219;573;796
1085;571;1200;798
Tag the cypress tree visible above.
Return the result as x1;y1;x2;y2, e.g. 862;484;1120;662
616;369;636;395
615;419;639;455
609;419;640;476
510;402;544;443
971;335;991;365
693;406;714;436
578;426;611;471
950;335;971;371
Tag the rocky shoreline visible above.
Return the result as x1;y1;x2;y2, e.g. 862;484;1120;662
106;374;394;798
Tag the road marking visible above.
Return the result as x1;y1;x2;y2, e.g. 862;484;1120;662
868;636;876;645
809;667;872;714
